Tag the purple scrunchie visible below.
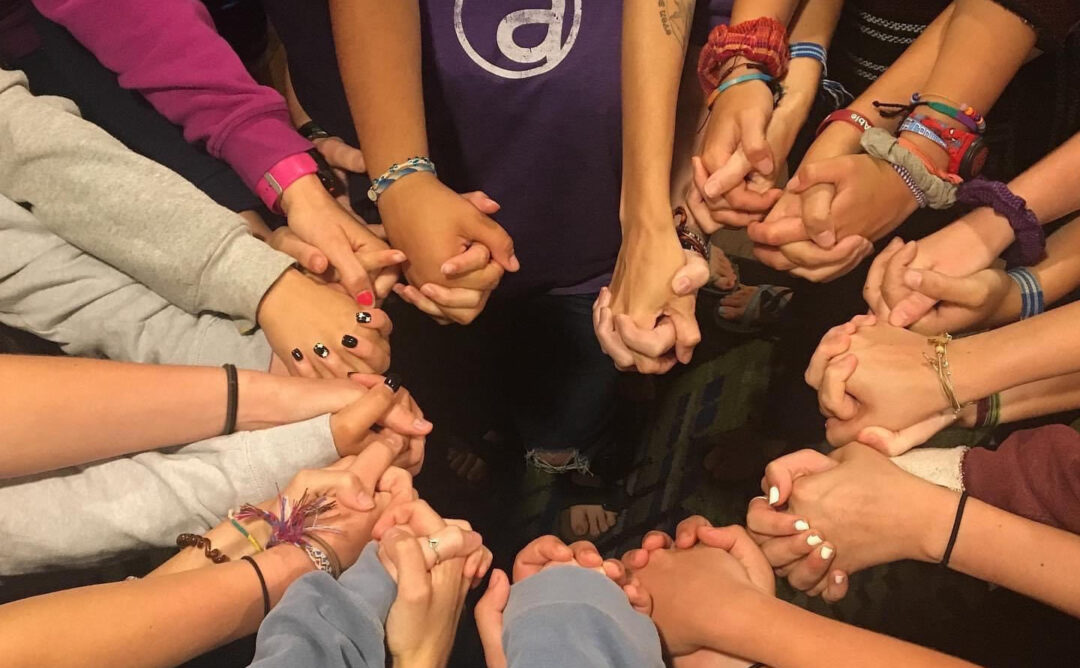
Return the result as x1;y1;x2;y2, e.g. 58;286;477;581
956;178;1046;268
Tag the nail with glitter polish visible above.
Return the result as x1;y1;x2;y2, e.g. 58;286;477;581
313;343;329;358
356;311;373;324
384;373;403;392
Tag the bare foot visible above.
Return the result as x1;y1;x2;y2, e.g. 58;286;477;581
716;286;758;321
566;505;619;539
710;249;738;292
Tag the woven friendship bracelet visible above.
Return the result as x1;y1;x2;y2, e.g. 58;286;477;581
698;17;790;93
861;128;957;209
368;156;436;203
789;42;827;70
1007;268;1045;320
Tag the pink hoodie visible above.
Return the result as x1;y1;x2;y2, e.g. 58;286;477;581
29;0;311;191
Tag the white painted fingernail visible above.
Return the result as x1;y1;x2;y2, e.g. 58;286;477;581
820;545;834;560
768;486;780;505
834;573;845;584
807;534;823;547
794;520;810;531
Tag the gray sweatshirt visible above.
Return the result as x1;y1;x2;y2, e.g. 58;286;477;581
0;68;294;330
250;557;664;668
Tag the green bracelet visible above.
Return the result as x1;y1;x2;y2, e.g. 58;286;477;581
228;516;264;553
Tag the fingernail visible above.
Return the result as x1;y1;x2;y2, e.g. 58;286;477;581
384;374;403;392
794;519;810;531
787;174;801;190
816;231;836;248
355;493;375;511
510;254;521;271
342;334;358;348
291;348;304;362
414;417;433;429
820;545;834;560
834;573;845;584
356;311;373;324
313;343;329;358
807;534;823;547
441;262;455;275
768;486;780;505
356;290;375;307
760;158;774;175
392;251;407;263
903;270;922;289
420;284;435;297
675;277;691;294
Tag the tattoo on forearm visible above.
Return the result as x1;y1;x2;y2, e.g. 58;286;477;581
658;0;694;46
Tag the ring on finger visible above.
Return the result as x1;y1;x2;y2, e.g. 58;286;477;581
428;537;442;565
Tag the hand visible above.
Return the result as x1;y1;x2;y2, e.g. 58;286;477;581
866;209;1011;328
373;499;492;588
313;136;366;175
754;445;958;595
747;191;874;283
257;269;391;377
379;175;518;325
380;526;475;668
627;527;775;657
280;174;403;304
329;374;431;473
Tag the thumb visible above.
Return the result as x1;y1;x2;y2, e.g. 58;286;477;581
272;232;330;275
468;214;519;273
787;160;848;194
330;383;397;454
858;410;958;456
761;449;837;506
903;269;988;309
475;569;510;668
702;152;752;200
671;253;710;296
384;527;432;602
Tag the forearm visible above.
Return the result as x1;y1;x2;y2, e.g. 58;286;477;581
729;0;798;24
0;357;287;477
947;497;1080;617
716;594;975;667
997;371;1080;425
621;0;698;231
329;0;428;178
775;0;843;135
0;546;311;668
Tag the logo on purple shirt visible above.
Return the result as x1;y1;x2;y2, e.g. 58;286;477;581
453;0;583;79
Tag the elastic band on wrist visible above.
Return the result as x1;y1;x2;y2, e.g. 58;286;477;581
368;156;436;203
707;71;774;108
242;556;271;618
941;491;969;568
956;179;1046;268
222;363;238;436
1007;267;1045;320
816;108;873;137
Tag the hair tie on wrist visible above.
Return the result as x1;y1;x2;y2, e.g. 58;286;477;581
222;364;238;436
242;556;271;618
956;179;1046;268
941;491;970;568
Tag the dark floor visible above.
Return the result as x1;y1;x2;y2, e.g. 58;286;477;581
2;288;1079;667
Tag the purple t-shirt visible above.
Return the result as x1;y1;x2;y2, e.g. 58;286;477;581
418;1;730;296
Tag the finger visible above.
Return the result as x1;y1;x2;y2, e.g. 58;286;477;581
373;498;447;540
346;375;432;435
791;238;875;283
461;191;502;215
283;468;374;512
782;235;871;270
723;184;783;214
700;152;748;201
762;449;837;506
568;541;604;568
857;410;958;456
880;240;920;314
739;111;774;176
787;542;837;591
382;527;432;603
818;353;859;420
804;321;856;389
747;217;811;246
800;183;838;249
686;177;724;235
823;570;851;603
317;137;367;173
273;232;330;275
360;248;408;274
903;268;989;309
393;283;453;325
419;283;485;309
696;525;775;593
864;237;905;316
667;308;702;365
760;531;824;568
746;496;810;537
285;347;320;379
469;216;519;273
890;292;941;332
330;381;396;444
752;243;797;271
348;434;409;501
441;243;492;278
353;308;394;339
513;535;573;582
787;160;847;193
674;516;713;549
419;525;484;569
596;306;635;369
475;569;510;668
613;314;677;358
376;466;415;505
623;578;654;616
671;253;710;296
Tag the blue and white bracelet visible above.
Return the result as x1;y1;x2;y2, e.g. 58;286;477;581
789;41;853;107
1007;267;1045;320
368;156;436;203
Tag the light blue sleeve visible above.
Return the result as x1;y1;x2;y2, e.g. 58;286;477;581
249;543;396;668
503;566;664;668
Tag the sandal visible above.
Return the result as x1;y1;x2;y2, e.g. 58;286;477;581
713;284;793;335
552;472;625;543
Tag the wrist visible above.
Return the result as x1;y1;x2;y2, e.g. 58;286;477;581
279;173;336;216
375;171;441;218
620;204;678;236
948;334;996;405
256;268;305;330
912;486;963;563
234;370;286;431
255;545;318;607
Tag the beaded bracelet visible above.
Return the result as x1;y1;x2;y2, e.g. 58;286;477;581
911;93;985;134
955;179;1046;268
1007;267;1045;320
368;156;436;203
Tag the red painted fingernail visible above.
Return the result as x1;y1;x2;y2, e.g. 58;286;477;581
356;290;374;306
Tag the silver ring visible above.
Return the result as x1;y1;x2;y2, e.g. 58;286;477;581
428;537;442;565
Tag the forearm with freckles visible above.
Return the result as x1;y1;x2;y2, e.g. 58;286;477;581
621;0;697;228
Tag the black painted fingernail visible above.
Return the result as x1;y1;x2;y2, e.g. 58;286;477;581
356;311;373;324
313;343;329;358
342;334;358;348
384;373;403;392
291;348;303;362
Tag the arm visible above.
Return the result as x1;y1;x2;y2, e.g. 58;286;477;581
30;0;310;192
0;545;313;668
0;416;339;574
250;544;394;668
0;69;292;328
